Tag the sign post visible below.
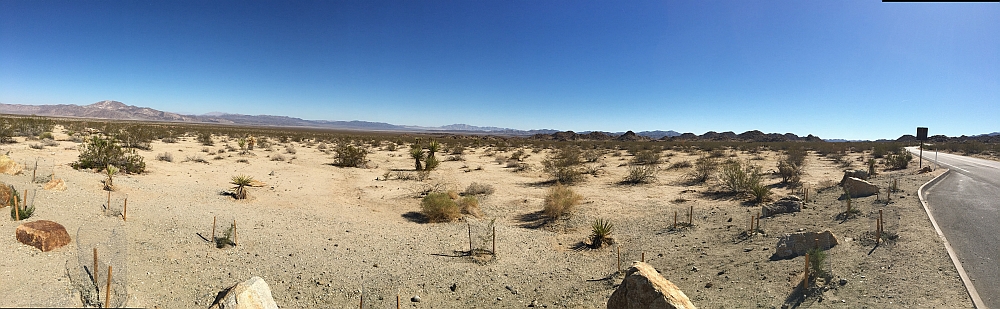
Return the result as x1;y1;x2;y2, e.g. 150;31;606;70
917;127;928;169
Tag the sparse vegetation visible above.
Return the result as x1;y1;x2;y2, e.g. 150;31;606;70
542;183;582;220
197;132;214;146
457;196;482;218
719;159;764;194
885;149;913;170
464;182;495;196
631;150;660;165
688;155;718;183
103;165;119;191
542;147;584;184
409;146;425;171
621;164;658;185
8;186;34;220
156;152;173;162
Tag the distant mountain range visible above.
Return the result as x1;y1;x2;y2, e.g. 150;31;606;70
0;101;995;142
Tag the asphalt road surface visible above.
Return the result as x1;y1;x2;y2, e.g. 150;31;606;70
909;147;1000;308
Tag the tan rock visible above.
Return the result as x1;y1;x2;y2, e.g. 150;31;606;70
842;177;879;197
43;179;67;191
209;276;278;309
771;230;838;260
15;220;71;252
0;155;23;175
608;262;696;309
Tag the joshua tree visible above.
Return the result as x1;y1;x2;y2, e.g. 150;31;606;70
409;146;425;171
104;165;119;191
230;174;254;200
427;141;440;160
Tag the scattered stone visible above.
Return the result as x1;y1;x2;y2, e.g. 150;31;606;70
691;267;698;272
450;283;457;292
842;177;879;198
209;276;278;309
411;296;421;302
918;166;932;173
771;230;839;260
841;170;869;182
704;282;713;288
506;285;518;294
608;262;697;309
762;196;802;217
529;300;539;307
743;248;753;252
15;220;71;252
839;278;848;285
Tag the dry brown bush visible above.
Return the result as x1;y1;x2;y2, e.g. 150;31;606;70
543;184;582;220
421;192;460;223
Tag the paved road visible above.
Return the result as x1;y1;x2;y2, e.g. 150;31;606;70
908;147;1000;308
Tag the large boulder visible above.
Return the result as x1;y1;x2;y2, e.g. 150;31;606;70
842;177;879;197
762;195;802;217
840;170;869;183
209;276;278;309
608;262;696;309
771;231;838;260
15;220;71;252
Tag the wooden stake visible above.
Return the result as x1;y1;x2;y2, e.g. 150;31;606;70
673;211;677;229
689;205;693;226
467;223;473;254
123;195;128;221
641;252;645;263
617;245;622;273
492;225;496;256
804;252;810;290
107;190;111;214
14;191;19;221
397;294;400;309
877;209;883;244
106;265;112;309
212;216;217;244
233;220;238;246
93;248;98;285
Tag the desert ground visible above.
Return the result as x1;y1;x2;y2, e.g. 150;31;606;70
0;125;974;308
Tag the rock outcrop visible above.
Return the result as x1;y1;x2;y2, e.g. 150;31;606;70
842;177;879;197
209;276;279;309
15;220;71;252
771;230;838;260
762;195;802;217
841;170;869;182
608;262;696;309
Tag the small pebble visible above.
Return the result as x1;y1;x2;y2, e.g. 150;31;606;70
411;295;421;302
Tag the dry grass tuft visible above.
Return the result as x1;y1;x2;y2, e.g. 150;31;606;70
543;184;582;220
421;192;461;223
457;196;482;218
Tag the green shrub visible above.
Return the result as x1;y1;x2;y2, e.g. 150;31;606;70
807;247;828;282
749;182;772;204
421;192;460;223
621;164;658;185
38;132;54;140
688;156;717;183
424;155;440;171
631;150;660;165
719;159;763;193
777;159;801;184
8;186;34;220
197;132;214;146
542;184;582;220
885;151;913;170
333;144;368;168
73;136;146;174
590;218;614;249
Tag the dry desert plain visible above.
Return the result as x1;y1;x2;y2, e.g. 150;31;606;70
0;126;975;308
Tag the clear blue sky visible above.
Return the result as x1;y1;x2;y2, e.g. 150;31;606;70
1;1;997;140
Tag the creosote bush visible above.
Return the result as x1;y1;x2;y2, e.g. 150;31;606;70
885;150;913;170
421;192;461;223
621;164;658;185
333;144;368;168
719;159;764;194
73;136;146;174
464;182;495;196
688;156;718;183
542;147;584;184
542;184;582;220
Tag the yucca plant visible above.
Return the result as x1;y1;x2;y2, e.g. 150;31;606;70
9;186;34;220
103;165;119;191
230;174;254;200
409;147;425;171
590;218;614;249
749;182;772;204
427;141;440;160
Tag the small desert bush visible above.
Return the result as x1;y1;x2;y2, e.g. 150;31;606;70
542;147;584;184
156;152;173;162
424;155;440;171
807;247;829;282
719;159;764;194
184;155;208;164
197;132;214;146
161;136;178;143
777;159;801;185
669;160;692;169
270;154;285;161
464;182;495;196
885;151;913;170
631;150;660;165
421;192;461;223
590;218;614;249
8;186;35;220
688;156;718;183
29;143;44;149
749;182;772;203
73;136;146;174
333;144;368;168
285;144;296;154
621;164;657;185
38;132;54;140
457;196;482;218
542;184;582;220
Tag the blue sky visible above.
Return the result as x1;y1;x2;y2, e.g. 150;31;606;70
1;1;997;140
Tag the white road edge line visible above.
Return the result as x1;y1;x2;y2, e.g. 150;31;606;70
918;169;987;309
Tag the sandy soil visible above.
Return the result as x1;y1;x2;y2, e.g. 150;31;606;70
0;127;973;308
